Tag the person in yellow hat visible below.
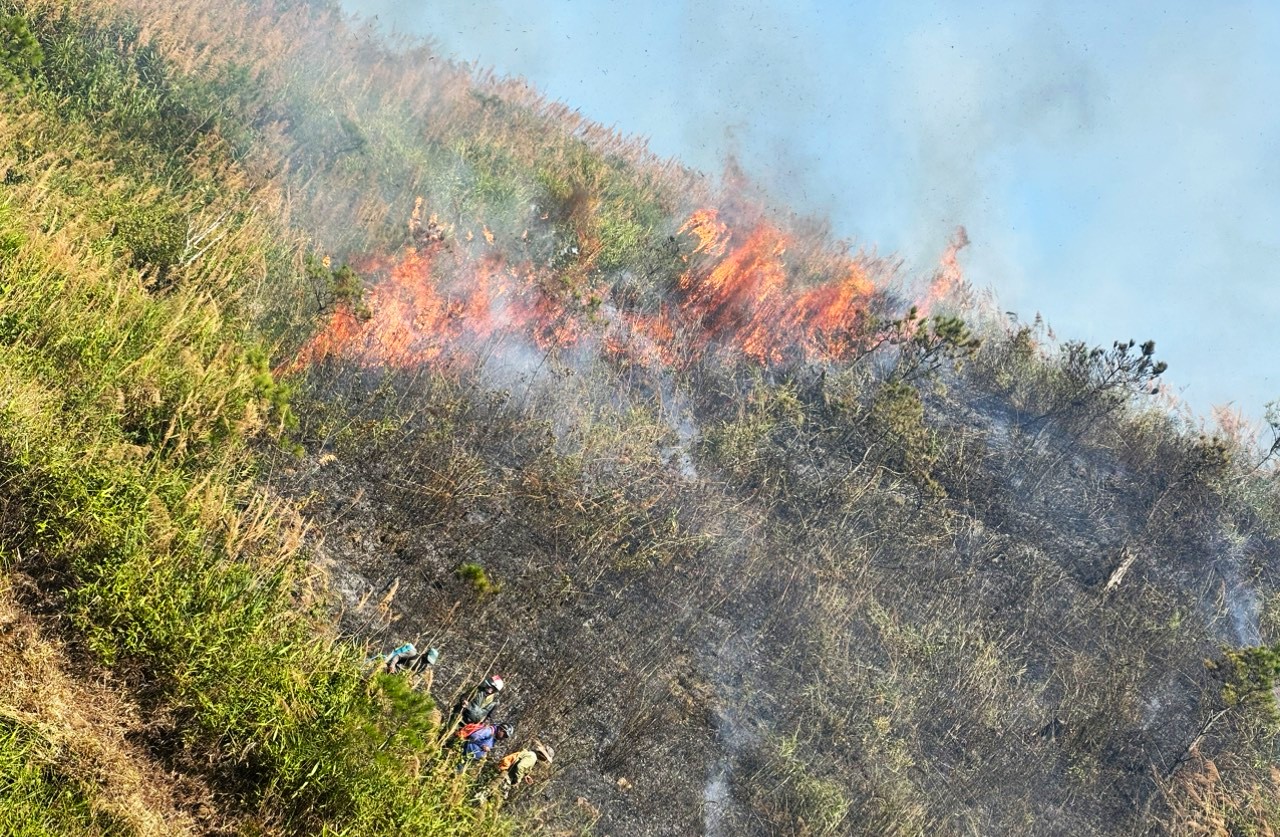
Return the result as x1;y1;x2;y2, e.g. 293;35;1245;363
475;739;554;803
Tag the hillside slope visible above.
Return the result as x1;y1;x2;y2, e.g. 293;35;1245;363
2;1;1279;836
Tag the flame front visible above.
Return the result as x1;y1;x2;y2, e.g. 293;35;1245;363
677;219;877;363
678;208;730;259
290;248;562;370
292;206;940;376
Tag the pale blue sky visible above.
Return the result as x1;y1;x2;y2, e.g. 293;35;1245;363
342;0;1280;420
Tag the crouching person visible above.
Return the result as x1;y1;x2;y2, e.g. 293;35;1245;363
444;675;505;739
385;644;439;675
475;740;554;804
455;721;513;773
375;643;440;693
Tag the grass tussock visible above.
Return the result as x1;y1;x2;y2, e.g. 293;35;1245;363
0;579;206;836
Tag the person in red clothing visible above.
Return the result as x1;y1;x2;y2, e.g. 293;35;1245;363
457;721;513;770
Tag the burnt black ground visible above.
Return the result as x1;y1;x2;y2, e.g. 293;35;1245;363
268;349;1280;836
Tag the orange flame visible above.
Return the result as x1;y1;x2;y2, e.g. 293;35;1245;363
675;220;875;363
917;226;969;318
292;207;908;376
678;208;730;259
290;248;559;370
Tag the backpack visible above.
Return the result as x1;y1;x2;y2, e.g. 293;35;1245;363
457;721;487;740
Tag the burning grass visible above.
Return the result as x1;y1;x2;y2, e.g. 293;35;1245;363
5;1;1280;835
289;202;904;381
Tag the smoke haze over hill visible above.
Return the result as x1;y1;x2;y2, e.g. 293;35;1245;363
343;0;1280;420
5;1;1280;833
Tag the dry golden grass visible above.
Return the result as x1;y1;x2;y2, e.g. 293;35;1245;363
1163;750;1280;836
0;578;221;836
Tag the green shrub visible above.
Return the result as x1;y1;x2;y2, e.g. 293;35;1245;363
456;562;494;594
1217;644;1280;724
0;13;42;92
103;197;188;281
869;379;941;495
306;253;370;319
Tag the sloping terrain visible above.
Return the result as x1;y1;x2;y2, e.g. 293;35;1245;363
276;314;1280;835
2;1;1279;835
0;578;215;836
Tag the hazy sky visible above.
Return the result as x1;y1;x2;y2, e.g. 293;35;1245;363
341;0;1280;420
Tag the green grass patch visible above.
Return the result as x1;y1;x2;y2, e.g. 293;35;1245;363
0;718;125;837
0;61;510;837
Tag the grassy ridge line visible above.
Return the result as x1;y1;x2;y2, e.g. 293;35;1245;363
0;35;510;837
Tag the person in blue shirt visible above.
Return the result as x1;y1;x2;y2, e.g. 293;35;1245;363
460;721;513;766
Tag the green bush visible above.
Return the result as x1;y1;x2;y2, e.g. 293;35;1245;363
456;562;494;594
869;379;941;495
101;196;188;281
0;13;42;92
306;253;370;320
1218;644;1280;724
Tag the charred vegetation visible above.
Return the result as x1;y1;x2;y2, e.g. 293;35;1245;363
0;0;1277;835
